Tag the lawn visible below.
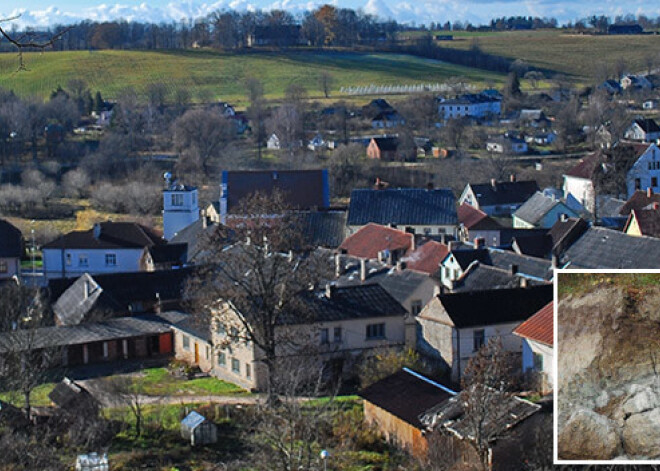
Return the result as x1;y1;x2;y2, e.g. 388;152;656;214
135;367;248;396
0;382;56;407
438;29;660;82
558;272;660;298
0;49;504;103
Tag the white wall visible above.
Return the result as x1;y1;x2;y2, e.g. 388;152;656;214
43;248;145;279
522;339;554;391
563;175;595;213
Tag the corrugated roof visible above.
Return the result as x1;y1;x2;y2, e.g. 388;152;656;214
513;301;553;346
181;411;207;429
359;369;455;429
339;223;413;259
347;188;457;226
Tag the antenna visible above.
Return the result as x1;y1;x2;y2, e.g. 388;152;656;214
163;172;172;188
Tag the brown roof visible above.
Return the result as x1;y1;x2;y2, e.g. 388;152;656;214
626;209;660;238
359;369;456;429
404;240;449;275
43;222;164;250
457;203;501;230
513;301;553;346
565;151;602;179
619;190;660;215
339;223;413;259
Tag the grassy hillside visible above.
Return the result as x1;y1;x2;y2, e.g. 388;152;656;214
0;49;504;103
437;29;660;82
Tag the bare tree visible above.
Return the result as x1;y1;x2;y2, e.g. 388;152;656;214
62;168;91;198
187;191;329;404
0;15;72;70
267;104;303;157
441;117;468;157
246;77;267;159
103;375;147;437
318;71;335;98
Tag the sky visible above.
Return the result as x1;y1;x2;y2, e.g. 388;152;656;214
1;0;659;29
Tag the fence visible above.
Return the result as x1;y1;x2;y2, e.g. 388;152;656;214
339;82;476;96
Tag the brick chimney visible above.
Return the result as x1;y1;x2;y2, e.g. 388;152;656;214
360;259;367;282
325;283;336;298
648;187;654;198
335;253;345;277
491;178;497;189
654;202;660;210
510;264;519;275
474;237;485;248
510;174;516;182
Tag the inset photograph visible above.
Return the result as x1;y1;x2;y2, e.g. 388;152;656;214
556;271;660;463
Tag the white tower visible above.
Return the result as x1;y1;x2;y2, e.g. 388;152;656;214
163;173;199;240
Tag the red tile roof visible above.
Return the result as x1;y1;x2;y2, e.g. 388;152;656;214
565;151;602;179
457;203;501;230
339;223;413;259
513;301;553;346
403;240;449;275
619;190;660;215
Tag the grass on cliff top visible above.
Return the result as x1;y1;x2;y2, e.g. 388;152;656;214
558;272;660;298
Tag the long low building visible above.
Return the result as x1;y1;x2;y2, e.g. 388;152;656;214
0;311;187;367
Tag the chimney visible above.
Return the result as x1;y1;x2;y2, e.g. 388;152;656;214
654;203;660;210
510;264;519;276
560;213;568;222
375;177;382;189
202;215;208;229
155;292;161;313
93;223;102;239
490;178;497;189
474;237;485;249
440;234;447;244
396;261;407;272
520;277;528;288
83;280;91;299
335;253;345;277
427;181;434;190
448;241;457;252
648;187;654;198
360;259;367;282
325;283;335;298
551;253;558;269
510;174;516;183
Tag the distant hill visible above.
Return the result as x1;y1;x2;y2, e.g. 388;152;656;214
0;49;504;103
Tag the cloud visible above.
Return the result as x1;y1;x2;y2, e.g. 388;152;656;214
363;0;395;20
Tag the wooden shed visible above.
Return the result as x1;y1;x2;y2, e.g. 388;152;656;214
180;411;217;446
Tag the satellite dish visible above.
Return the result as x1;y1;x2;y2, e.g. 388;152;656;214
164;172;172;180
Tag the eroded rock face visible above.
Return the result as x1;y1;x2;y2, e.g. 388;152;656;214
558;286;660;460
623;408;660;458
558;409;620;460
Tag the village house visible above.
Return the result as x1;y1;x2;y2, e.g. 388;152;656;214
459;177;539;217
163;181;199;241
624;118;660;143
437;93;501;120
623;205;660;238
512;192;581;229
366;136;415;162
486;135;528;154
562;151;601;213
621;74;653;91
339;223;414;264
41;221;170;280
346;187;457;236
514;301;554;394
416;284;553;383
626;143;660;198
371;111;406;128
173;284;411;391
0;219;23;282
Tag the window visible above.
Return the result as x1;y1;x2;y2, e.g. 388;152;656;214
217;324;226;336
334;327;342;344
246;363;251;379
320;328;329;344
0;260;6;273
205;346;210;360
171;193;184;206
473;329;485;352
230;326;239;339
78;254;88;267
217;351;226;367
182;335;190;351
653;177;658;187
411;300;423;316
231;358;240;373
65;253;72;266
105;253;117;266
366;323;386;340
635;178;642;190
533;352;544;371
424;227;432;235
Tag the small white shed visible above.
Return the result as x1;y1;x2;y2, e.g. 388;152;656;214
181;411;217;446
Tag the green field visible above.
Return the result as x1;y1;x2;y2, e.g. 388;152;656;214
437;29;660;82
0;49;504;103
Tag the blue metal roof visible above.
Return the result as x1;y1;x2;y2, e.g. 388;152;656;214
347;188;457;226
181;411;206;429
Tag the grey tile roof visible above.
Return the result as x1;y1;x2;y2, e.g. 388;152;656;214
486;248;553;280
561;226;660;268
468;180;539;207
0;219;22;258
513;192;563;226
298;210;347;248
169;218;219;264
451;262;547;293
0;312;188;353
347;188;457;226
43;222;163;250
173;315;212;342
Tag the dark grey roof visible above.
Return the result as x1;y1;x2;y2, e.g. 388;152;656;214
336;257;433;308
513;192;567;226
561;226;660;268
0;219;22;258
451;262;547;293
173;315;212;342
486;248;553;280
43;222;163;250
468;180;539;207
49;377;96;409
169;217;219;264
298;210;347;248
52;273;112;326
598;196;626;218
0;312;188;353
436;285;553;328
347;188;457;226
419;390;540;439
293;284;407;324
450;248;489;270
148;243;187;265
632;118;660;134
